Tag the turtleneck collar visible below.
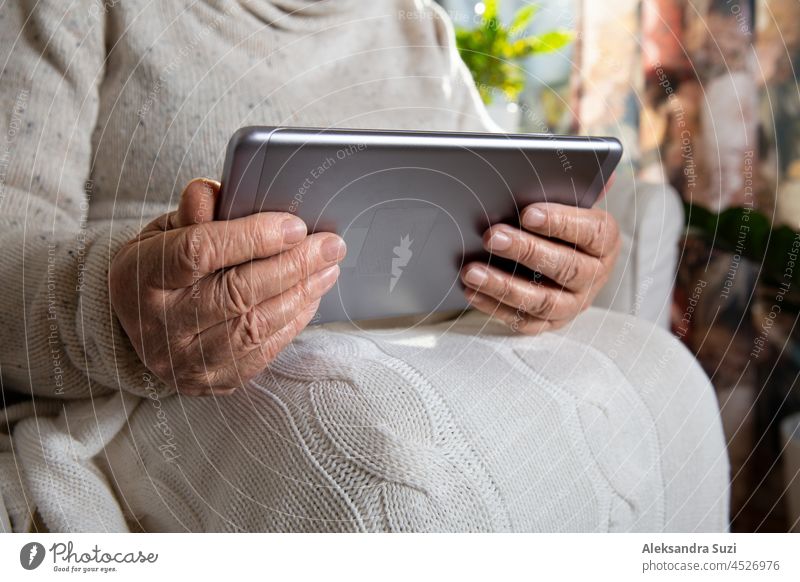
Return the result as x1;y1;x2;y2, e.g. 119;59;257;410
237;0;361;31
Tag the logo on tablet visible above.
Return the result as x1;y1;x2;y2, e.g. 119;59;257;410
20;542;45;570
389;234;413;293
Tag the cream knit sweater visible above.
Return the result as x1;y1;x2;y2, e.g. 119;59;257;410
0;0;729;532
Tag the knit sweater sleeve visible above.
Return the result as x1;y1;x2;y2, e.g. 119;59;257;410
0;0;168;399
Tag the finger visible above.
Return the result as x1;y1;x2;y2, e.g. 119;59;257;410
174;178;220;228
520;203;620;258
183;232;346;328
225;297;321;384
138;178;220;236
196;267;337;367
200;298;321;392
463;289;559;335
146;211;310;289
460;261;580;320
481;224;604;292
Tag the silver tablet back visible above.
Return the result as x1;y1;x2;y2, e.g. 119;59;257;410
218;127;622;324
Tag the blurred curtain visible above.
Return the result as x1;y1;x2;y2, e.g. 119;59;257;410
573;0;643;178
757;0;800;226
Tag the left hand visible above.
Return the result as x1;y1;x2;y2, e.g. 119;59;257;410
460;202;621;335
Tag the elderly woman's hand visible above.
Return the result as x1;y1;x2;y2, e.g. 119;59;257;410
459;201;621;335
109;179;346;396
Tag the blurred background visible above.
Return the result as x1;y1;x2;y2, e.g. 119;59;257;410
439;0;800;533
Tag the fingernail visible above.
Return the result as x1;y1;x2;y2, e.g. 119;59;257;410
282;218;307;244
487;230;513;251
464;267;489;287
321;236;347;262
312;265;339;292
196;178;219;196
523;208;547;228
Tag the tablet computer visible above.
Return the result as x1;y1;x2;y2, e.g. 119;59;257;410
217;126;622;325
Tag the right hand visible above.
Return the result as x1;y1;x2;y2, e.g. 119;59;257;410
109;178;347;396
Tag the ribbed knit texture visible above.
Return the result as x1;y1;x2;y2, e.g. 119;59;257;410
0;0;729;532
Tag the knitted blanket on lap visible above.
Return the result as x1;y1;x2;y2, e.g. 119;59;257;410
6;308;729;532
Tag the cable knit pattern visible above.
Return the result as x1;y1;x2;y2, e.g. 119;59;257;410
0;0;728;532
88;308;728;532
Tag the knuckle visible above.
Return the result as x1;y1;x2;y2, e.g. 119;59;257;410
528;290;556;317
251;214;279;250
550;211;569;237
176;225;209;274
517;238;539;268
222;269;254;316
556;253;581;287
284;246;313;280
587;216;609;254
498;274;516;303
295;276;315;303
255;211;291;233
236;308;270;352
299;245;319;278
251;212;297;253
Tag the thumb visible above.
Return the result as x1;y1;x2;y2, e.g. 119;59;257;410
173;178;220;228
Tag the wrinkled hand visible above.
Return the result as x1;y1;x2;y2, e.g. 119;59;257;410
460;200;621;335
110;179;346;396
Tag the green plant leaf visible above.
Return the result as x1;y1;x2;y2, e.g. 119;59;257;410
454;0;574;104
508;37;540;58
531;30;575;53
482;0;499;22
510;5;538;36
